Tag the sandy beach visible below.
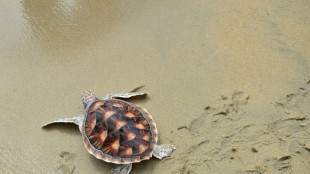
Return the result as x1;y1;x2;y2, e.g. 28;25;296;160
1;0;310;173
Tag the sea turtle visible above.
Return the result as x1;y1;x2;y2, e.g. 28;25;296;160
42;90;175;174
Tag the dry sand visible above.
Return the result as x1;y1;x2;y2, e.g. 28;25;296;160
1;0;310;173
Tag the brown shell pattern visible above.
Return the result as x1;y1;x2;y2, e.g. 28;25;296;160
82;99;157;164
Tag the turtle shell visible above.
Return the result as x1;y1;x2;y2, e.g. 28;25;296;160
81;99;158;164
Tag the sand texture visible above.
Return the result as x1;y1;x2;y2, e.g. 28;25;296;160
1;0;310;173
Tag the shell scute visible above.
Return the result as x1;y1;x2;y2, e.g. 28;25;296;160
119;125;138;143
133;139;150;156
102;132;120;156
93;150;103;159
111;156;121;164
118;142;134;158
131;156;141;163
136;129;151;142
96;105;116;122
85;112;96;136
107;115;128;132
121;158;132;164
88;122;107;149
102;154;112;161
119;106;142;118
140;148;153;160
128;117;150;130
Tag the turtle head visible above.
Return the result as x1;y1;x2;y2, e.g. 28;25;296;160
81;90;98;110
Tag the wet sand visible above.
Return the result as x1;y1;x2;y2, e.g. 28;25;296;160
1;0;310;173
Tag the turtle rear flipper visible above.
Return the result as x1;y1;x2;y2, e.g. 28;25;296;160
111;164;132;174
153;144;176;159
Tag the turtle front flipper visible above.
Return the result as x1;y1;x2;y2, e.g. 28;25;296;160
103;92;148;100
153;144;176;160
111;164;132;174
42;114;84;132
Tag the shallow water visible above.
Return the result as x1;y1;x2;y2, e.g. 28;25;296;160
1;0;310;173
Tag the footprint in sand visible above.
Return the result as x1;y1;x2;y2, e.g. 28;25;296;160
188;91;250;136
171;91;251;173
173;85;310;174
276;83;310;115
274;82;310;144
55;151;77;174
275;155;292;171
